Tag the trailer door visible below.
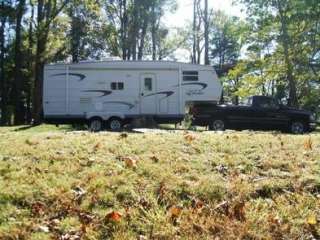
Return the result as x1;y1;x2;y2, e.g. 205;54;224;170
140;73;157;114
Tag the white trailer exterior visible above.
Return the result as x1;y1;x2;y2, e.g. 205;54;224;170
43;61;222;130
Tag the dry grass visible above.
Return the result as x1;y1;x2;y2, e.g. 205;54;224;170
0;125;319;239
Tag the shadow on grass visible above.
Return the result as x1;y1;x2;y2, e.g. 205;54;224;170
14;125;39;131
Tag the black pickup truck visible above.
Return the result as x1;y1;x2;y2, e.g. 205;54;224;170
191;96;317;134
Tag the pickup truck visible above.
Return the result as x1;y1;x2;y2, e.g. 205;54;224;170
190;95;317;134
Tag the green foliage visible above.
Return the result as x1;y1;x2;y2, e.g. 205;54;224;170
227;0;320;107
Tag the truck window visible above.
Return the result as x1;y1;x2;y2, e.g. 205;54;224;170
183;71;198;81
242;97;253;106
257;98;279;109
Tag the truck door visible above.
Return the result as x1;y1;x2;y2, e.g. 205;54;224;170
140;74;157;115
253;97;288;129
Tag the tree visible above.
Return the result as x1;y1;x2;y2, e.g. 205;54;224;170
104;0;176;61
210;11;247;76
204;0;209;65
33;0;69;124
13;0;26;124
67;0;105;63
236;0;320;107
0;0;14;125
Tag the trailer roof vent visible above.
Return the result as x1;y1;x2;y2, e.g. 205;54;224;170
183;71;198;81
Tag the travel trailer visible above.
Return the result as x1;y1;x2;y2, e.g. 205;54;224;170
43;60;222;131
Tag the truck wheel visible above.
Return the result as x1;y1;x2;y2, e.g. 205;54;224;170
210;119;225;131
108;118;123;131
89;118;103;132
290;121;305;134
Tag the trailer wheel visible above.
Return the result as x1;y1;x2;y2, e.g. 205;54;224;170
290;121;305;134
89;118;103;132
108;118;123;131
209;119;225;131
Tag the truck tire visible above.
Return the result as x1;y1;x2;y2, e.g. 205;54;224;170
89;118;103;132
290;121;305;134
108;118;123;131
209;119;225;131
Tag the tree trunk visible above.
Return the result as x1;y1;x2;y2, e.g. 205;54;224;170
151;3;156;61
32;0;69;123
70;4;80;63
33;37;46;124
204;0;209;65
276;0;297;106
131;0;139;60
33;0;45;124
13;0;26;125
192;0;197;63
26;0;34;123
138;14;149;60
120;0;128;60
0;10;7;125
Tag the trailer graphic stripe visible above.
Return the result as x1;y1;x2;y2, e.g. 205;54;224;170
83;90;112;97
50;73;86;81
103;101;135;109
180;82;207;90
144;91;174;98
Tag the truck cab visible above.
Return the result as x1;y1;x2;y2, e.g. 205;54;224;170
191;95;317;134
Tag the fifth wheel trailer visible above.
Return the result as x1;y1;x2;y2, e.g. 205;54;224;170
43;60;222;130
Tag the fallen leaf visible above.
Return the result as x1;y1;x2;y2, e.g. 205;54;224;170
214;201;229;215
192;199;204;210
138;235;147;240
93;142;102;152
184;134;196;143
36;225;49;233
193;223;205;233
123;156;137;168
307;214;317;225
304;137;313;151
72;186;86;203
119;133;128;139
157;181;167;200
25;139;39;146
106;211;122;222
232;201;246;222
79;212;95;224
150;155;159;163
61;232;81;240
139;197;151;210
169;206;183;219
31;201;46;216
215;164;228;176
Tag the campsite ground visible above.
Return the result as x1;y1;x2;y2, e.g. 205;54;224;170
0;125;319;239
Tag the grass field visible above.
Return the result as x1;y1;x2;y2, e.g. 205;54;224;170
0;125;319;239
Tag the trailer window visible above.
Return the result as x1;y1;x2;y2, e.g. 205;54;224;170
111;82;124;90
144;78;152;91
118;82;124;90
183;71;198;81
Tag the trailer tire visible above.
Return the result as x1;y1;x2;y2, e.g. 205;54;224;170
209;119;225;131
108;117;123;131
89;117;103;132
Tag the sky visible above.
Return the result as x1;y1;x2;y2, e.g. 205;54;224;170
163;0;246;62
164;0;246;28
